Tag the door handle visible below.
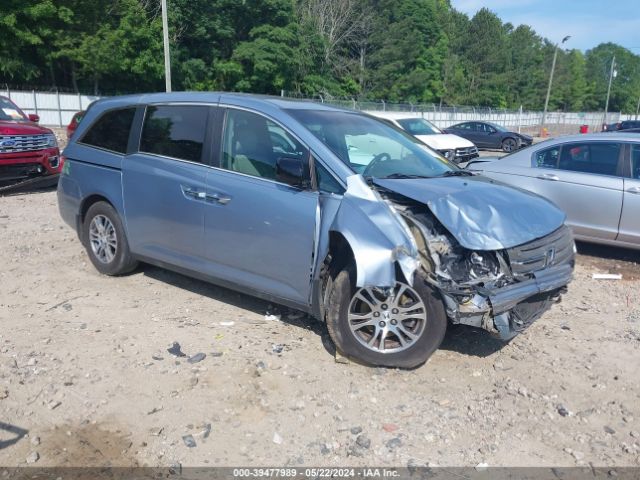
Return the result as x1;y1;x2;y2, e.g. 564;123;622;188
206;192;231;205
181;186;206;200
537;173;559;181
627;186;640;195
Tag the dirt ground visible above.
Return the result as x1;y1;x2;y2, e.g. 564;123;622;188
0;183;639;469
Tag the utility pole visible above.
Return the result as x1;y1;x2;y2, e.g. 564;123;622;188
161;0;172;92
541;35;570;135
635;95;639;121
604;56;616;126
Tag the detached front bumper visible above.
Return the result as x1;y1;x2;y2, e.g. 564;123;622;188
442;262;573;341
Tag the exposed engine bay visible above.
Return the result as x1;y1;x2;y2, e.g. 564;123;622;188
379;190;575;340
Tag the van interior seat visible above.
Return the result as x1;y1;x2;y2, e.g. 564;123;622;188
232;120;276;179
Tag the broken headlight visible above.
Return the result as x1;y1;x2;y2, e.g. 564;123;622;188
439;248;502;284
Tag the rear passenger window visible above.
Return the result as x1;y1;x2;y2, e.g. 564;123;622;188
534;146;560;168
80;108;135;154
558;142;621;176
140;105;208;163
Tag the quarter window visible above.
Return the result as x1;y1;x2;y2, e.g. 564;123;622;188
221;109;307;181
140;105;208;163
557;142;621;176
315;161;344;194
80;108;135;154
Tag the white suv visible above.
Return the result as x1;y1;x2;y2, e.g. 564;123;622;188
369;112;479;164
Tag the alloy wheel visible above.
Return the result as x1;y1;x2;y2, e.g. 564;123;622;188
347;282;427;354
88;214;117;264
503;138;517;152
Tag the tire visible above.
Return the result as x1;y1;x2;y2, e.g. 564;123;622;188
502;137;518;153
326;265;447;368
82;201;138;276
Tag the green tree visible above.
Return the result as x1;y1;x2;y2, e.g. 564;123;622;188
460;8;510;107
0;0;69;82
585;43;640;112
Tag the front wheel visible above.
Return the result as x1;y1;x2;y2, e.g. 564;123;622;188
326;266;447;368
82;201;138;276
502;137;518;152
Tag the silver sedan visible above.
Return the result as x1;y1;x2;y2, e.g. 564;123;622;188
469;133;640;250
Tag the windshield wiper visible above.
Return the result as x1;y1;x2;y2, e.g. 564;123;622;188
379;173;432;180
440;170;475;177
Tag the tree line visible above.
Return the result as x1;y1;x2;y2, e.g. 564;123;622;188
2;0;640;113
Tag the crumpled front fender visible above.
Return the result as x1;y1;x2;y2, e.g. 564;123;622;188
329;175;419;288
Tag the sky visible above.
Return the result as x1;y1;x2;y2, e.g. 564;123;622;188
451;0;640;52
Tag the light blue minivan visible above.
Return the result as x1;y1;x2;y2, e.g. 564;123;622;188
58;92;575;368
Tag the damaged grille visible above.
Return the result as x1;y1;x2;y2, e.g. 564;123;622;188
507;225;574;279
0;134;50;154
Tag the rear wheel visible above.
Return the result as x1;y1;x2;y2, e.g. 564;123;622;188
82;201;138;276
326;265;447;368
502;137;518;152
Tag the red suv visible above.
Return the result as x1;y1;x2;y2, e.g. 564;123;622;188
66;111;85;140
0;96;61;188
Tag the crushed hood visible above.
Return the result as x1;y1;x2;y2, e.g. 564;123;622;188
374;175;566;251
415;133;474;150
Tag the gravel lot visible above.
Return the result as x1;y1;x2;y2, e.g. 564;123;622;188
1;178;639;468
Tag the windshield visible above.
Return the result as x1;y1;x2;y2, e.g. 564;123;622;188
397;118;442;135
0;97;27;122
287;109;456;179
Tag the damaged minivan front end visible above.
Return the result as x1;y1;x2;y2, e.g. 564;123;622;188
286;105;575;367
318;171;575;347
369;174;575;341
397;205;574;340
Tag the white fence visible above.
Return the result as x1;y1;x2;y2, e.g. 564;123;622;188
3;87;636;133
363;109;628;134
282;92;636;135
3;88;100;127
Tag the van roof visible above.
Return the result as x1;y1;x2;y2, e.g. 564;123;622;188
92;91;351;112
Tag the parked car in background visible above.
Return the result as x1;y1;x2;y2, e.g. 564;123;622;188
66;111;85;140
444;121;533;152
602;121;640;132
0;95;61;188
58;92;574;368
468;133;640;250
368;112;478;163
619;120;640;131
602;122;620;132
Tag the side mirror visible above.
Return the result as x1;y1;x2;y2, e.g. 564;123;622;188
276;156;309;189
28;114;40;123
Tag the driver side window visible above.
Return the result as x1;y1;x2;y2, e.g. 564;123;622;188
221;109;307;182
